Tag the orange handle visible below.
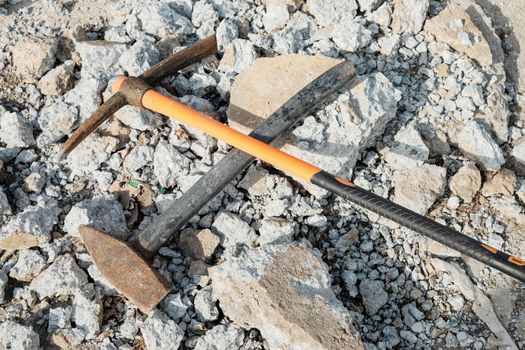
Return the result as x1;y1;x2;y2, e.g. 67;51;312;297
140;89;323;183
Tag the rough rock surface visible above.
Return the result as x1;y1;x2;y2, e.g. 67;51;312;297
210;243;364;350
37;60;75;96
0;111;35;148
9;249;47;282
11;36;57;82
456;121;505;171
153;140;191;188
0;320;40;349
306;0;357;27
449;163;482;203
140;310;184;350
391;0;429;34
193;323;245;350
179;228;220;260
0;200;60;249
63;195;128;240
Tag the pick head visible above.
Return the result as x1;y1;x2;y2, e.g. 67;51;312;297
79;225;171;313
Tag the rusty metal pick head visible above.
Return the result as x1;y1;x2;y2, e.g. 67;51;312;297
79;225;171;313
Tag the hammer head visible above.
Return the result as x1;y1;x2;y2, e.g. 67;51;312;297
79;225;171;313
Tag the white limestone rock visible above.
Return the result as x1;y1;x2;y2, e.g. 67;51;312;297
12;36;57;82
66;133;118;177
64;77;105;119
192;0;219;38
9;249;47;282
135;1;195;38
456;120;505;171
306;0;358;27
258;217;295;245
140;310;184;350
115;105;161;131
0;199;60;249
30;254;88;299
37;101;78;147
194;285;219;322
124;145;154;173
75;40;128;80
366;2;392;28
218;39;257;73
37;60;75;96
216;19;239;50
63;195;128;240
449;164;482;203
210;242;363;350
194;323;245;350
211;211;258;257
512;137;525;165
263;0;290;32
384;124;429;169
153;140;191;188
0;111;35;148
0;320;40;349
72;290;103;340
358;0;384;12
331;19;372;52
161;293;189;321
392;0;429;34
118;39;161;76
392;164;447;214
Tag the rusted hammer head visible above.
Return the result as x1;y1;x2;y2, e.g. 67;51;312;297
79;225;171;312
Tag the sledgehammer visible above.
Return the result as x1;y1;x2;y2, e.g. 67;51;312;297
78;61;357;312
106;75;525;286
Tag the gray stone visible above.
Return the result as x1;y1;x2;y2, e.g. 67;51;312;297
194;285;219;322
37;60;75;96
263;0;290;32
0;111;35;148
9;249;47;282
63;195;128;240
382;326;401;347
0;199;59;249
64;77;105;119
358;0;384;12
161;293;188;321
0;270;7;304
306;0;358;26
135;2;195;38
211;211;258;257
331;19;372;52
124;145;154;172
392;0;429;34
216;19;239;50
30;254;88;299
210;242;364;350
0;186;12;220
12;36;57;82
194;323;245;350
384;124;429;169
37;101;78;147
140;310;184;350
115;105;161;131
456;120;505;171
48;306;72;333
118;39;160;76
359;279;388;315
0;320;40;349
75;40;127;80
192;0;219;38
218;39;257;73
66;133;118;177
512;137;525;165
153;140;191;188
179;228;220;260
258;217;295;244
72;290;103;340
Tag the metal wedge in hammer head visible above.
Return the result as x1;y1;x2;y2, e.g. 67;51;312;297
78;61;357;313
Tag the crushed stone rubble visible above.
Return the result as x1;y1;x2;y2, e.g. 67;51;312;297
0;0;524;349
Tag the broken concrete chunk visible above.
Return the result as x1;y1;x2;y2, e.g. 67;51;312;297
115;105;162;131
0;111;36;148
306;0;357;27
392;164;447;214
64;77;105;118
153;140;191;188
0;270;7;304
48;306;72;333
263;0;290;32
67;133;118;177
63;195;128;240
140;310;184;350
238;165;270;196
512;138;525;166
358;0;384;12
258;217;295;244
456;121;505;172
210;242;364;350
384;124;429;169
218;39;257;73
0;320;40;350
37;101;78;147
75;40;127;80
0;186;12;220
30;254;88;299
449;163;481;203
72;290;103;340
12;36;57;82
118;39;161;76
161;293;188;321
216;19;239;50
194;285;219;322
392;0;429;34
135;2;195;38
9;249;47;282
331;19;372;52
179;228;220;260
424;0;504;66
194;323;245;350
481;169;516;197
211;211;258;257
359;279;388;315
37;60;75;96
0;200;59;249
124;145;154;173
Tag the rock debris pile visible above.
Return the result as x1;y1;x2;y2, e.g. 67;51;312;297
0;0;524;349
